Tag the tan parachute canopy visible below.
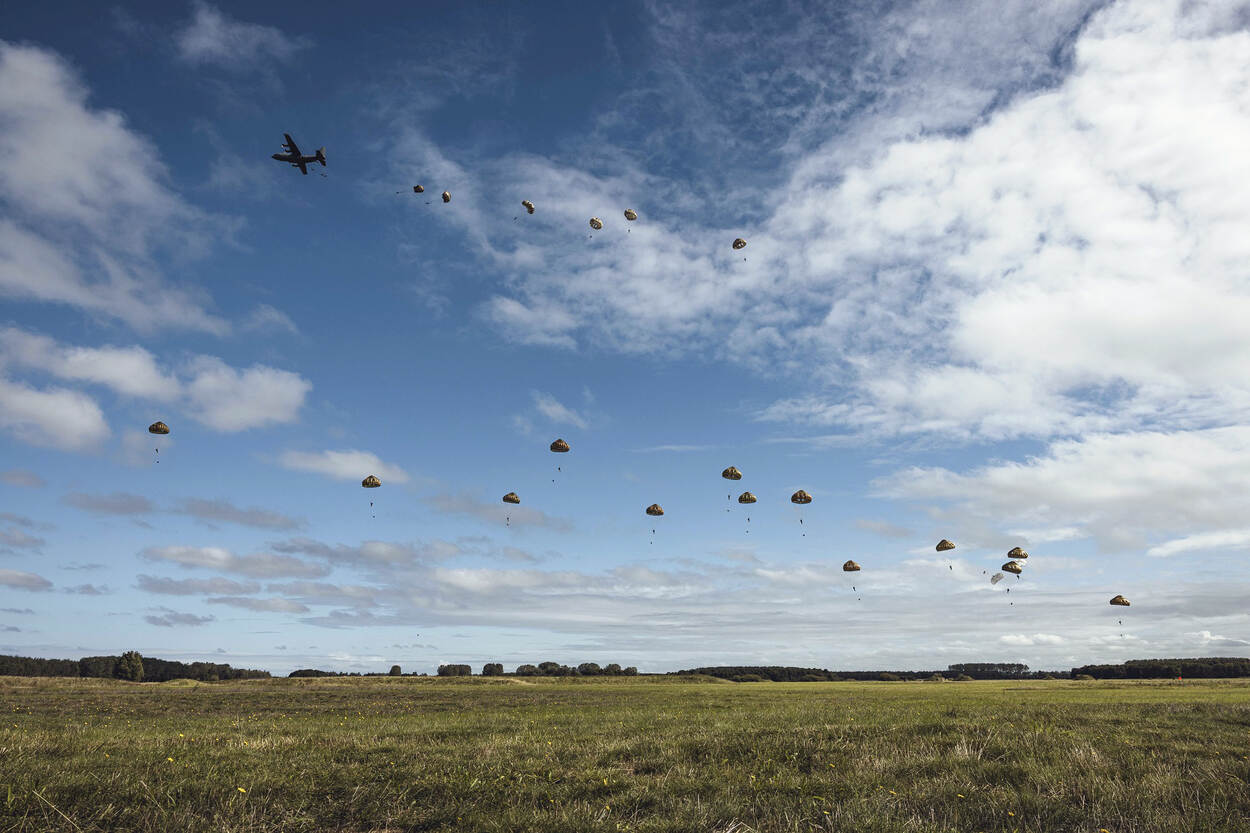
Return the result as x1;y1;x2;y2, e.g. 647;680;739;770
842;560;861;572
413;185;424;193
732;238;746;250
589;217;603;230
502;492;520;505
441;191;451;203
550;438;570;453
721;466;742;480
1007;546;1028;558
646;503;664;516
790;490;812;505
936;539;955;552
623;209;638;221
362;475;381;488
1002;560;1023;575
521;200;535;214
737;491;757;504
1110;595;1131;606
148;421;170;435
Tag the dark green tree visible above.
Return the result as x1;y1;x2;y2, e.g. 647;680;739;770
389;665;402;676
482;663;503;676
117;651;144;682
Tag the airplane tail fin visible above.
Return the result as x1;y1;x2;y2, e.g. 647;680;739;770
316;147;327;166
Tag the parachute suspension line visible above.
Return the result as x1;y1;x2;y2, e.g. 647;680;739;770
148;421;169;466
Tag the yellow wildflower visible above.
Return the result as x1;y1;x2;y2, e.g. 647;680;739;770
1008;811;1015;817
166;757;174;763
238;787;246;793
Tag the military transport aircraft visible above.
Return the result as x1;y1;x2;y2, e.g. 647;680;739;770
271;134;326;175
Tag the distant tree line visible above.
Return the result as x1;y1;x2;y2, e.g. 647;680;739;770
1071;657;1250;679
0;652;269;682
288;661;639;678
678;664;1041;682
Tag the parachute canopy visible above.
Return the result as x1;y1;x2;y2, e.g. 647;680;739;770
842;560;861;572
737;491;757;504
521;200;535;214
589;217;603;230
936;539;955;552
502;492;520;505
441;191;451;203
550;438;570;453
413;185;424;193
732;238;746;250
646;503;664;517
147;421;170;435
623;209;638;221
1002;560;1023;575
1007;546;1026;558
790;489;812;505
1110;594;1131;607
721;466;742;481
990;572;1005;585
362;475;381;488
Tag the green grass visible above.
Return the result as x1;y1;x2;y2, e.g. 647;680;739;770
2;675;1249;832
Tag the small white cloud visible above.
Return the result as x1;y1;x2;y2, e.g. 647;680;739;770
531;391;588;429
144;608;214;627
175;3;310;70
999;633;1064;647
184;357;310;431
205;596;308;613
242;304;298;335
140;545;329;579
0;568;52;591
0;376;108;450
276;449;410;484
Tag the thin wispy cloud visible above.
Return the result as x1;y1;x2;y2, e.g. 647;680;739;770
145;608;215;627
175;3;310;71
0;469;45;488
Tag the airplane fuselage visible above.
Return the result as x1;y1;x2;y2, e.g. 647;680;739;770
271;134;326;175
271;152;320;164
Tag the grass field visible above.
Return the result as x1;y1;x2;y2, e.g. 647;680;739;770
1;675;1248;832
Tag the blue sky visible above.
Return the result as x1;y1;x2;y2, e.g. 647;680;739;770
2;0;1249;674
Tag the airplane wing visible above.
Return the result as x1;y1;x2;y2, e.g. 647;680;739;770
297;159;308;175
283;133;301;156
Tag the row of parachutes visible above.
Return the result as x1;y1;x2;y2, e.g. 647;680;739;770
147;420;1133;609
399;186;751;251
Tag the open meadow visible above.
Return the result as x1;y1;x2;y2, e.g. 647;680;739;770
2;675;1249;832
